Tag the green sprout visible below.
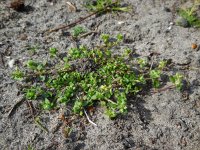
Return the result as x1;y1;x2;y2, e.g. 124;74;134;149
85;0;131;14
137;58;148;68
25;88;38;100
26;60;44;71
26;45;39;55
27;145;35;150
101;33;123;47
170;73;183;90
123;48;132;57
177;0;200;28
41;98;55;110
150;70;161;88
12;68;24;81
49;47;58;57
158;60;167;70
71;26;87;38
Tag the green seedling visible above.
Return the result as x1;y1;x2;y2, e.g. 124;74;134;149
12;34;183;119
26;45;39;55
27;145;35;150
26;60;44;71
123;48;132;57
177;0;200;28
158;60;167;70
101;33;123;47
137;58;148;68
12;68;24;81
41;98;55;110
25;88;37;100
71;26;87;38
170;73;183;90
85;0;131;14
150;70;161;88
49;47;58;57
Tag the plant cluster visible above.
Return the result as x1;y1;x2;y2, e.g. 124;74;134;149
177;0;200;28
84;0;130;14
12;34;183;118
71;26;87;38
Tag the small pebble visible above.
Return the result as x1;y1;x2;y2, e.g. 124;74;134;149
66;2;77;12
176;17;190;28
191;43;197;49
8;59;15;68
118;21;125;25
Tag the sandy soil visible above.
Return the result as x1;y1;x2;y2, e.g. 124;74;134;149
0;0;200;149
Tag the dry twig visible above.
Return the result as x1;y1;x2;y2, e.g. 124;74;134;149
84;109;97;127
45;1;118;34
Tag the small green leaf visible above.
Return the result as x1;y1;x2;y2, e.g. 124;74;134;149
73;100;83;114
158;60;167;70
26;60;38;70
170;73;183;90
123;48;132;56
150;70;161;79
49;47;58;57
116;33;123;41
25;88;37;100
41;98;54;110
101;34;110;44
105;109;117;119
37;64;44;71
137;58;148;68
71;26;86;37
12;68;24;81
152;79;160;88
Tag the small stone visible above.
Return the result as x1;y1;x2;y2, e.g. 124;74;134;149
66;2;77;12
191;43;198;49
8;59;15;68
176;17;190;28
118;21;125;25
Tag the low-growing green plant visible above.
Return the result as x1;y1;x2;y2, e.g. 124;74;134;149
49;47;58;57
26;60;45;71
71;26;87;38
41;98;55;110
26;45;39;55
170;73;183;90
84;0;131;14
12;34;183;118
150;69;161;88
27;144;35;150
12;68;24;81
177;0;200;28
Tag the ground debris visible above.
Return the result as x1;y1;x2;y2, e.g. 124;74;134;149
9;0;25;11
7;97;25;118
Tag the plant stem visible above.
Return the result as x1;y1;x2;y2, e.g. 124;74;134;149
45;1;118;34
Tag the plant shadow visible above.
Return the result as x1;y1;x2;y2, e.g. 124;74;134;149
118;94;153;126
129;96;153;125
